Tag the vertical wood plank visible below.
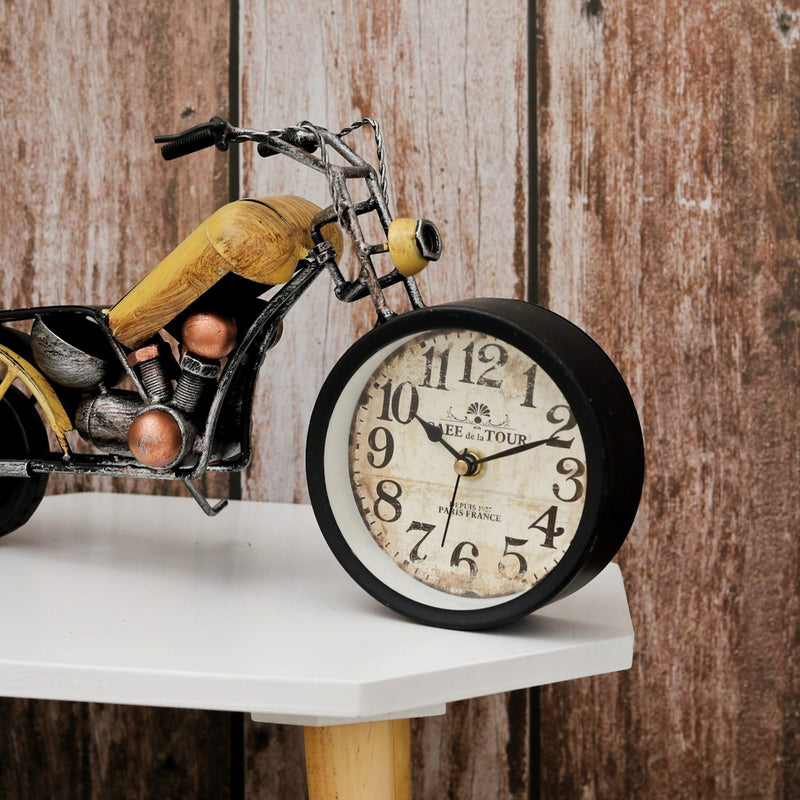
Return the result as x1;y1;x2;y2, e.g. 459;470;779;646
238;0;530;504
245;722;308;798
0;700;236;800
536;1;800;797
0;0;232;500
237;2;530;798
0;2;234;797
412;693;530;800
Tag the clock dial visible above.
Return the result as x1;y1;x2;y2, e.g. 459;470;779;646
349;329;587;599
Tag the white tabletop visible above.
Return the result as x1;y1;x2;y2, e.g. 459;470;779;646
0;493;633;726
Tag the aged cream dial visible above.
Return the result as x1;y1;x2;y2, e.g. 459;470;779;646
348;328;587;599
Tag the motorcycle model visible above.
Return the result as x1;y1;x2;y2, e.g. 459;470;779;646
0;115;440;527
0;114;644;630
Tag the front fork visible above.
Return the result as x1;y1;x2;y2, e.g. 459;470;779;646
311;210;426;321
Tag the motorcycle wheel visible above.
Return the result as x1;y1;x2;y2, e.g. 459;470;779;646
0;385;50;537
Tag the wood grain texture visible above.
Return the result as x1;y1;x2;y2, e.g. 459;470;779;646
412;693;530;800
3;1;797;798
0;700;235;800
304;720;406;800
0;0;232;500
238;0;529;504
0;2;233;798
245;722;309;798
536;1;800;797
237;1;531;798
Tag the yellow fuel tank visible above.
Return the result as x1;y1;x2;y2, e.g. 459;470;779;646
108;196;341;349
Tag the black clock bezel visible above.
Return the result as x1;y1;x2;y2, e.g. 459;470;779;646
306;298;644;630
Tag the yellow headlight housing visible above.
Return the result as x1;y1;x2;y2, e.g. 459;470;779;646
388;218;442;276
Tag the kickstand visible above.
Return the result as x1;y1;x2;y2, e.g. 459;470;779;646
182;478;229;516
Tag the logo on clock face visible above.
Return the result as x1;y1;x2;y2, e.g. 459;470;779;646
441;403;530;446
447;402;510;429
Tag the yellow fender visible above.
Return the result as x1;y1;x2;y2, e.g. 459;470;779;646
0;344;72;453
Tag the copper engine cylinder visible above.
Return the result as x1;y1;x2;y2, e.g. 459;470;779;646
181;311;237;360
128;408;184;468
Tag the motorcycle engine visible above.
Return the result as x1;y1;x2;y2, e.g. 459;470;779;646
74;310;237;469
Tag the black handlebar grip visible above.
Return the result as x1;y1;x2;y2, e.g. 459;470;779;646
154;117;228;161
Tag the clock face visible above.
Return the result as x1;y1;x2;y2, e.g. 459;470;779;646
348;328;587;599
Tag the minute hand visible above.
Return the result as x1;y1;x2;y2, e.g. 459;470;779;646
475;436;562;465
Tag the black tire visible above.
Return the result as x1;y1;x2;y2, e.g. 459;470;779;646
0;385;50;537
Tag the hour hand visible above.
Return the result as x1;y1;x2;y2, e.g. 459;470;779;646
413;413;463;460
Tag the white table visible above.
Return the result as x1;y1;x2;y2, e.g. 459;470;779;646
0;493;634;798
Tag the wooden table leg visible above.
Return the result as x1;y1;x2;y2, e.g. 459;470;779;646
304;719;412;800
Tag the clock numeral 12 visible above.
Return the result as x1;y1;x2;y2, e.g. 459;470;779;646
460;342;507;389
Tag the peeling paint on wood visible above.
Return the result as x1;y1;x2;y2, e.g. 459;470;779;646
238;1;530;798
537;0;800;796
0;1;234;797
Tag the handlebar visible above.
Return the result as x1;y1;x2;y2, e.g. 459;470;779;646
155;117;320;161
152;114;432;320
154;116;229;160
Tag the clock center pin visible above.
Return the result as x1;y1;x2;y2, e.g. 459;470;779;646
454;452;481;477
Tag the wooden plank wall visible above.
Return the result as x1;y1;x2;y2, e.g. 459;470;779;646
0;1;239;798
2;0;798;798
0;0;233;502
536;0;799;798
0;1;532;798
237;3;530;796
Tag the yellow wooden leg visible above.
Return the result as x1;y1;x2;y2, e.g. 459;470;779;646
304;719;412;800
392;719;412;800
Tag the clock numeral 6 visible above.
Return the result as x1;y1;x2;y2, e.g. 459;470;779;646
373;479;403;522
450;541;479;577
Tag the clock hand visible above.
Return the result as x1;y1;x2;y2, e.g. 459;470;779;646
441;452;466;547
413;413;464;461
475;436;560;465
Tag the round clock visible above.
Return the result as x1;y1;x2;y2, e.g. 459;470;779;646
306;298;644;630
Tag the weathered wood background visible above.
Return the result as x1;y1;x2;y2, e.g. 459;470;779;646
537;1;800;797
1;0;798;798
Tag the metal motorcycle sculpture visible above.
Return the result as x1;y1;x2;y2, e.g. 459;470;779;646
0;113;645;630
0;115;442;533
